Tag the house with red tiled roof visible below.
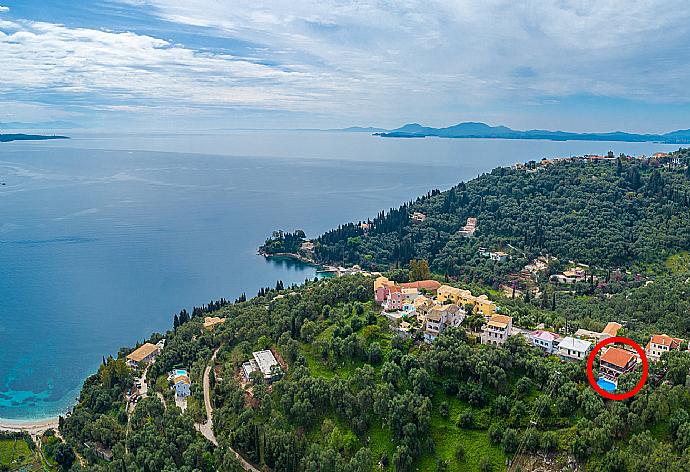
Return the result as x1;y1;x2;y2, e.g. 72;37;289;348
602;322;622;337
400;280;442;292
600;347;637;381
645;334;684;362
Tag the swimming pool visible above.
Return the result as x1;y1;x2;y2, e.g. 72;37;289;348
174;369;188;377
597;378;617;392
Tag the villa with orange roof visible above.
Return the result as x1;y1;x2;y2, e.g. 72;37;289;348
600;346;637;381
645;334;684;362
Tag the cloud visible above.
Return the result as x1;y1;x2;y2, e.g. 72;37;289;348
116;0;690;109
0;16;354;120
3;1;690;128
0;6;9;13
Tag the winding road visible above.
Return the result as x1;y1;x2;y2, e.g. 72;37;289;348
196;347;259;472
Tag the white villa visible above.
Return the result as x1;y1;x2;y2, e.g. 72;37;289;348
558;337;592;361
242;349;283;383
529;330;562;354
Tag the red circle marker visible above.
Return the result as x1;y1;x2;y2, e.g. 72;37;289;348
586;336;648;400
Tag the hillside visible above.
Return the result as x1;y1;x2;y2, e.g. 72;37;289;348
57;272;690;472
55;149;690;472
312;151;690;284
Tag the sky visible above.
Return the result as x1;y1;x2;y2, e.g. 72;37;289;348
1;1;690;132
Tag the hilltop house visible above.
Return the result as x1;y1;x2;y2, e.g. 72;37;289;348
529;330;562;354
480;314;513;346
645;334;684;362
411;212;427;223
558;337;592;361
242;350;283;383
458;217;477;237
424;304;465;343
600;347;637;381
126;342;160;368
602;322;622;337
203;316;225;330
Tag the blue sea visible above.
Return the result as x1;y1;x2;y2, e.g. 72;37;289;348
0;130;677;420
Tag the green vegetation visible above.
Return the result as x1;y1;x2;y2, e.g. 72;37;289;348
0;431;46;471
313;153;690;284
260;230;307;256
58;150;690;471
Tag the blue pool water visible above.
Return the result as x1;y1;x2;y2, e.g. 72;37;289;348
597;378;617;392
175;370;188;377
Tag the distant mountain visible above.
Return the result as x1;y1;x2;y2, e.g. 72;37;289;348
376;121;690;143
329;126;388;133
0;133;69;143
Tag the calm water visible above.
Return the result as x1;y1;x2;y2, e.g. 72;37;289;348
0;131;677;420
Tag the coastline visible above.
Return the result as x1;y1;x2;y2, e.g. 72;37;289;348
0;416;59;434
258;249;317;266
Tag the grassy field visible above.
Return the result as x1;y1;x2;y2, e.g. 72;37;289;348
417;391;507;471
0;437;42;471
665;252;690;274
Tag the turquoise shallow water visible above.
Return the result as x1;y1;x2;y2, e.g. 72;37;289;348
0;132;677;420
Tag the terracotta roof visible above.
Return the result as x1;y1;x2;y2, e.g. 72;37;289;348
400;280;442;291
601;347;636;368
488;321;508;329
602;322;622;336
126;343;159;363
650;334;682;348
174;375;190;385
490;314;512;325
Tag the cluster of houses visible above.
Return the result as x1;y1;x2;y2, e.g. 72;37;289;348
512;151;686;173
242;349;283;384
550;266;597;285
374;276;510;345
373;276;690;391
529;323;690;388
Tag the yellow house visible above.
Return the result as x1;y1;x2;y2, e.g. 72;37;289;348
436;285;496;316
374;276;392;291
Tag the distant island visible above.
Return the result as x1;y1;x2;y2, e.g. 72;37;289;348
372;121;690;143
0;133;69;143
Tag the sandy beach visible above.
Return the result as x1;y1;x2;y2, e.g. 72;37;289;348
0;417;59;434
